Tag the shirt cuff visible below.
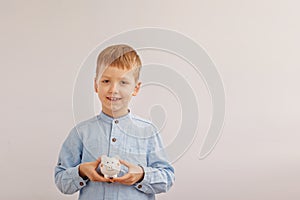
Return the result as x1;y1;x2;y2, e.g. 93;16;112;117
69;165;88;189
133;166;153;194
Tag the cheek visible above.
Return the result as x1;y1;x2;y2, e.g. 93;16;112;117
98;86;108;94
122;88;135;96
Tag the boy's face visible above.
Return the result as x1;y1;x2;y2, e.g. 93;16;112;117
94;66;141;118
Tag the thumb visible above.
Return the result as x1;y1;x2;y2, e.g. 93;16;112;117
119;159;131;168
95;157;101;164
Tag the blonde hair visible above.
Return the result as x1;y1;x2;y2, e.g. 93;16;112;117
95;44;142;82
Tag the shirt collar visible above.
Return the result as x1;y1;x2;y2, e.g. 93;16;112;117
97;109;131;123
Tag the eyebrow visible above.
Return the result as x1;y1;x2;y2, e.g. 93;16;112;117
100;75;131;81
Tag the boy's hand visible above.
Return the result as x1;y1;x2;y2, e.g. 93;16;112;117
112;159;144;185
79;157;111;182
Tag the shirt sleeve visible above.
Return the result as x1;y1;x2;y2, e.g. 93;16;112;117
134;132;175;194
54;127;88;194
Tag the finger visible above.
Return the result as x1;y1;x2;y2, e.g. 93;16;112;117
96;156;102;163
119;159;131;168
114;175;135;185
88;170;102;180
89;170;110;182
113;173;131;182
108;177;115;183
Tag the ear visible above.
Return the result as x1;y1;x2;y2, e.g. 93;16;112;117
101;155;108;161
132;82;141;96
94;78;98;93
113;155;120;160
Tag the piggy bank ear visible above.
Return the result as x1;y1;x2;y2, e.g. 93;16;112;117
101;155;108;161
113;155;120;160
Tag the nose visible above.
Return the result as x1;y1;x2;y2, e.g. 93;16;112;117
108;83;118;93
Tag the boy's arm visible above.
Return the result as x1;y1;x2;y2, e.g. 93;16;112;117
54;127;88;194
134;133;175;194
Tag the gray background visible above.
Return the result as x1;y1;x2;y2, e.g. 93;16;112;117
1;0;299;199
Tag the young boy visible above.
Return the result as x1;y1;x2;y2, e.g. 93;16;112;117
55;44;175;200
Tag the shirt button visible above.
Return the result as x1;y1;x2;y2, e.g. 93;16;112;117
79;182;84;186
137;185;142;189
112;138;117;142
114;120;119;124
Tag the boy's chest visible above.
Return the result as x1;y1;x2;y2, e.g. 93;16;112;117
80;126;149;166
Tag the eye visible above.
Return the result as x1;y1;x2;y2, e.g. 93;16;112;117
120;80;128;85
102;80;110;83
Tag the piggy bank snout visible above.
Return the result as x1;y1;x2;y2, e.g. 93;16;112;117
107;165;112;170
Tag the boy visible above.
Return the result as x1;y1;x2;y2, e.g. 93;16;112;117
55;44;175;200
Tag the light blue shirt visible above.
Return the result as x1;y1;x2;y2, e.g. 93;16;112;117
55;111;175;200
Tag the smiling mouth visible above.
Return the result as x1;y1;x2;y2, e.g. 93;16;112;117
107;97;122;101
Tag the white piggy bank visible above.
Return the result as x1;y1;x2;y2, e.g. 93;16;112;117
99;155;121;178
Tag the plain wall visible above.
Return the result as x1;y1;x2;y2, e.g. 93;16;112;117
1;0;299;199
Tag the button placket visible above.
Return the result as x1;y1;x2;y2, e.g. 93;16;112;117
110;119;119;145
